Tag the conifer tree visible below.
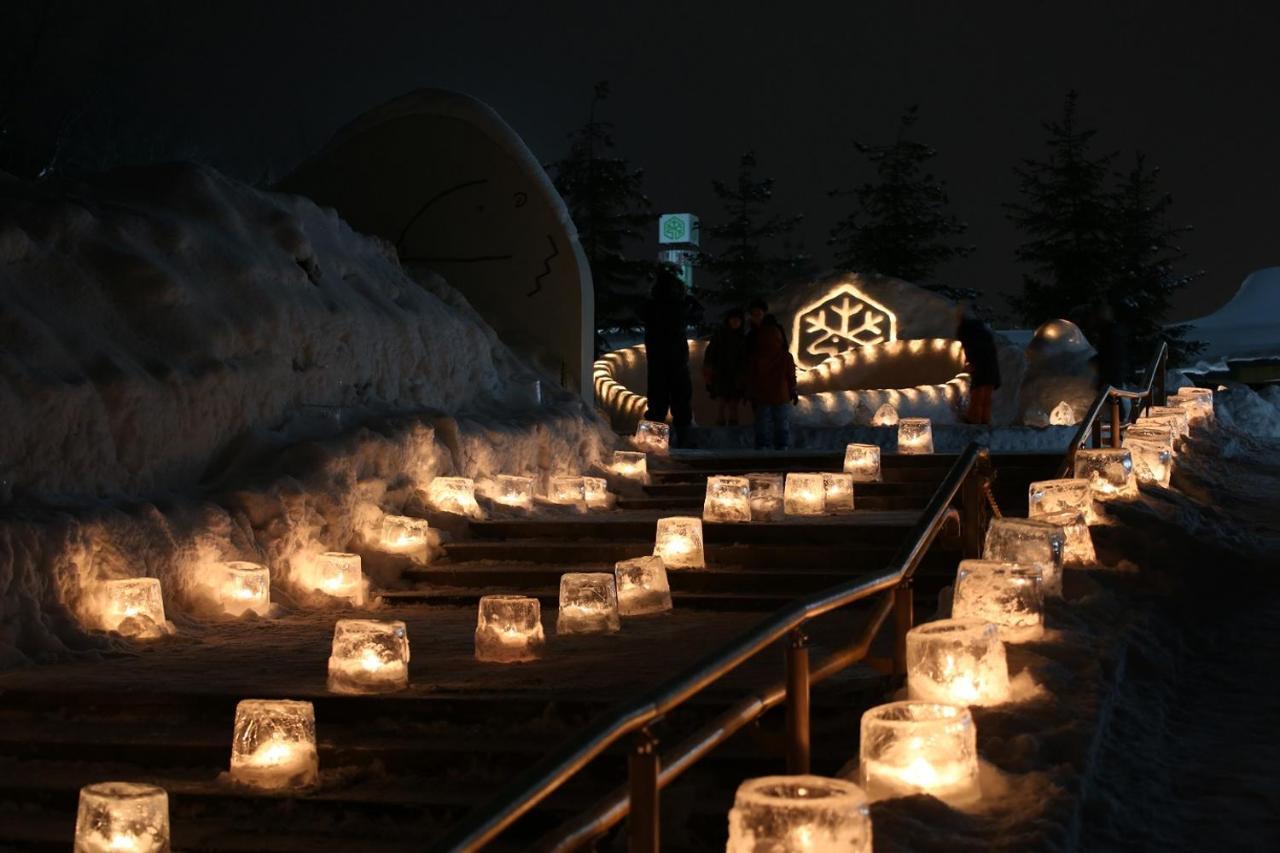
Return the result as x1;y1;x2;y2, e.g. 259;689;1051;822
549;82;655;343
828;107;975;299
698;151;809;302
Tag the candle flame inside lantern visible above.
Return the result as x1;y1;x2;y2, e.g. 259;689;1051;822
328;618;410;693
726;775;872;853
475;594;546;662
859;701;980;805
229;699;319;791
653;516;705;569
897;418;933;454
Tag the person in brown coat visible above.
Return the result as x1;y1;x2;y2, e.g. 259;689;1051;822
746;315;798;449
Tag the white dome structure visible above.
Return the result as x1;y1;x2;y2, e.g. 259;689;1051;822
1184;268;1280;362
1025;319;1092;363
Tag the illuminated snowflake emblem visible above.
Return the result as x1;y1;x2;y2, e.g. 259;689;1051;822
662;217;686;241
791;284;897;369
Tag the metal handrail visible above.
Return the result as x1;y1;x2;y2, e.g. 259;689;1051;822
1059;340;1168;478
432;442;992;852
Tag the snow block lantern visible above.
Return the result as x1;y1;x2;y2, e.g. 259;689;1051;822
1124;436;1173;487
859;701;979;805
784;473;826;516
1073;447;1138;501
614;556;672;616
427;476;481;517
611;451;648;483
74;782;169;853
703;475;752;523
584;476;610;509
823;473;855;514
493;474;535;510
633;419;670;454
843;443;882;482
726;775;872;853
556;572;621;635
906;619;1011;707
983;518;1065;597
951;560;1044;642
327;619;410;694
215;561;271;617
871;403;899;426
653;516;705;569
549;475;586;506
897;418;933;454
229;699;319;791
308;552;366;605
1028;477;1097;525
748;473;785;521
379;515;430;557
98;578;167;637
474;594;545;663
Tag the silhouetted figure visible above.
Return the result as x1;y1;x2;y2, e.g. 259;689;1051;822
641;270;695;446
956;306;1001;425
744;297;768;355
746;315;798;450
703;309;748;426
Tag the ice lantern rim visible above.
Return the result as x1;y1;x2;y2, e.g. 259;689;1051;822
862;699;970;728
733;774;870;809
907;617;998;641
79;780;168;802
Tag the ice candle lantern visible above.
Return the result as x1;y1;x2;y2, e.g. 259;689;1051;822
1028;477;1097;525
556;572;621;634
584;476;610;509
1049;401;1077;425
229;699;319;791
99;578;167;636
549;475;586;505
379;515;430;555
726;775;872;853
614;556;673;616
1034;510;1096;566
1073;447;1139;501
327;619;410;694
1144;406;1190;438
427;476;481;516
1172;387;1213;424
983;517;1065;597
843;443;882;482
748;473;785;521
703;475;752;523
215;561;271;617
653;516;705;569
784;473;826;516
493;474;534;510
308;552;366;605
633;419;670;454
897;418;934;454
1124;436;1173;487
823;473;855;513
871;403;899;427
859;701;979;805
611;450;648;483
474;594;545;662
951;560;1044;642
906;619;1011;707
74;782;170;853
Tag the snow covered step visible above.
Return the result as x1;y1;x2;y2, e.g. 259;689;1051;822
439;539;939;569
382;587;797;612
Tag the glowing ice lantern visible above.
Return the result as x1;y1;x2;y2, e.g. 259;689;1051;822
427;476;481;516
703;475;751;523
74;782;169;853
327;619;410;694
1145;405;1190;438
1124;436;1173;487
310;552;366;605
493;474;534;510
1028;477;1097;525
1073;447;1139;501
843;443;882;482
633;419;670;454
871;403;899;426
614;556;672;616
1172;387;1213;425
897;418;933;454
952;560;1044;643
784;473;826;516
983;517;1065;597
726;775;872;853
474;594;545;662
1034;510;1096;566
611;450;648;483
229;699;319;791
1128;422;1177;452
549;475;586;505
99;578;167;636
748;473;785;521
379;514;430;555
906;619;1011;707
556;572;621;635
584;476;610;509
823;473;855;513
216;561;270;617
1049;400;1077;425
653;516;705;569
859;701;979;805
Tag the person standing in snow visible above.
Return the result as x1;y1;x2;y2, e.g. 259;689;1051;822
746;314;798;449
744;297;769;357
641;270;696;447
956;305;1001;424
702;308;748;426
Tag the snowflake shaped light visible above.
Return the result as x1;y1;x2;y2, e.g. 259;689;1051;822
791;284;897;369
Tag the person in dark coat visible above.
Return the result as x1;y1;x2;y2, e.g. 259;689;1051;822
641;270;695;446
955;306;1001;425
746;315;798;449
702;309;748;426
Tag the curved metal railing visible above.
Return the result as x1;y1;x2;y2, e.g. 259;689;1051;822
432;442;995;852
1059;340;1168;478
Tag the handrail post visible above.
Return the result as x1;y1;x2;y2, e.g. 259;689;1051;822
959;454;991;559
892;581;913;676
1109;394;1122;448
784;628;811;774
628;729;660;853
1155;345;1167;407
1090;416;1103;448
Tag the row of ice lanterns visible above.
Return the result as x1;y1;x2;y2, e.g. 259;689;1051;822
722;387;1213;850
632;408;935;457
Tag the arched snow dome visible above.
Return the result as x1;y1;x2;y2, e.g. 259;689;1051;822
1184;267;1280;362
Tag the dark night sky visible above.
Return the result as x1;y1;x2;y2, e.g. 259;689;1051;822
9;0;1280;320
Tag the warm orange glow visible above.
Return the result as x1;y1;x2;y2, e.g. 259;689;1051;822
791;283;898;369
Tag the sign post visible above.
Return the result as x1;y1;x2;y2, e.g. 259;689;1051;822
657;213;699;289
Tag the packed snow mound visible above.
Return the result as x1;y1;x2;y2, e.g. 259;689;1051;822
1183;267;1280;362
0;164;547;504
